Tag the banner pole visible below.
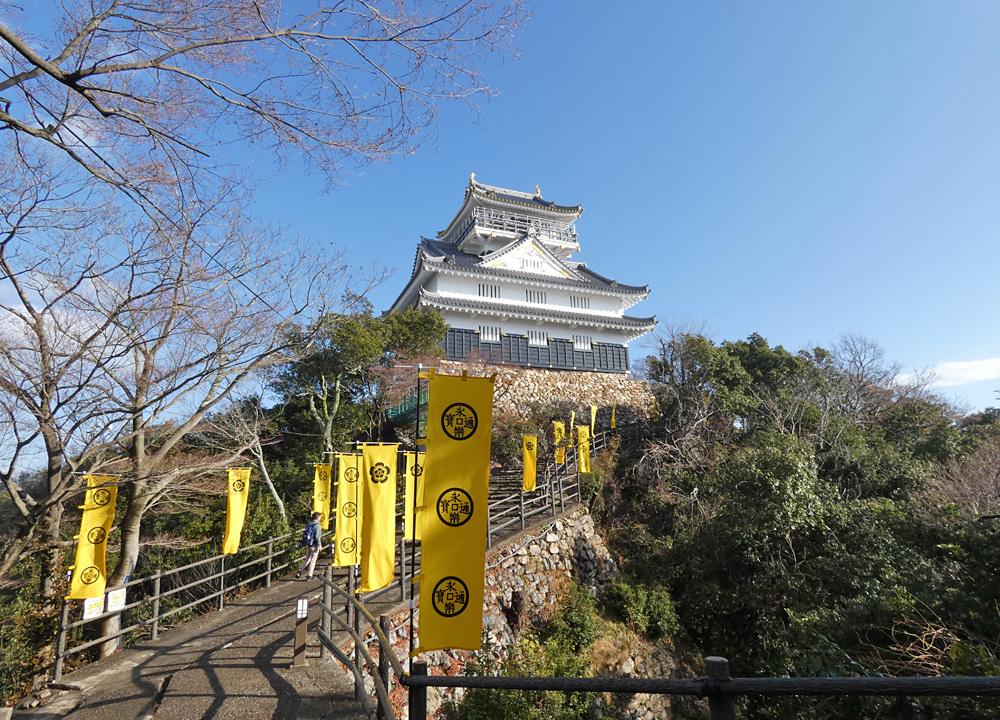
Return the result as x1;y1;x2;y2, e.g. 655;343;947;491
409;363;422;661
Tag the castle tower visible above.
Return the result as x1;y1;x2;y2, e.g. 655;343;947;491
389;176;655;373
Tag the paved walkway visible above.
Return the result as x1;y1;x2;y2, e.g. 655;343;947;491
17;570;368;720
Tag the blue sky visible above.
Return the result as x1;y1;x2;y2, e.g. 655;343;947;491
253;1;1000;413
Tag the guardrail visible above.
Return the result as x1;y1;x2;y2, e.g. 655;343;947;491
402;656;1000;720
310;424;647;718
53;530;304;679
52;424;642;689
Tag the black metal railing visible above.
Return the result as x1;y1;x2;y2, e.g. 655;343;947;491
53;530;304;679
402;655;1000;720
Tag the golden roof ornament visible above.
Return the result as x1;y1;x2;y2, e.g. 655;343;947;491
534;185;541;197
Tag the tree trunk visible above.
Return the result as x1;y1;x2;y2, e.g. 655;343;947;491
39;503;63;599
254;448;285;518
98;481;151;658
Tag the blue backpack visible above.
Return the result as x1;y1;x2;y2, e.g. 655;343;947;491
301;521;317;547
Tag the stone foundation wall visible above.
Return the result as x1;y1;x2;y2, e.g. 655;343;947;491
441;360;657;426
346;508;676;720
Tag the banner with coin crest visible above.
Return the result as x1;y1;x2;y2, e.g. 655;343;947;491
576;426;591;473
333;453;362;567
417;369;494;653
68;475;118;599
360;444;398;592
553;421;566;464
404;451;425;540
313;464;332;530
223;468;251;554
521;435;537;491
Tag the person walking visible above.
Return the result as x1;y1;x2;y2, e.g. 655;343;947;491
296;512;323;580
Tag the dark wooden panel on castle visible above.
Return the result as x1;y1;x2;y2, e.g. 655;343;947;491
444;329;630;373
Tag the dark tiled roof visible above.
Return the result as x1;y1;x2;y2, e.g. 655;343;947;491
416;240;649;294
417;290;656;329
471;183;582;214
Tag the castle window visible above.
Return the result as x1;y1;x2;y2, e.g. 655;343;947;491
569;295;590;310
528;330;548;346
478;283;500;299
525;289;547;304
522;258;544;270
479;325;501;343
572;334;593;350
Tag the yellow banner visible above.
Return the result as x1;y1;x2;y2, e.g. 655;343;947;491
68;475;118;599
553;421;566;464
577;426;591;473
223;468;251;554
333;453;362;567
611;404;617;429
590;404;597;434
404;451;425;541
313;464;332;530
360;444;398;592
417;370;494;654
522;435;537;491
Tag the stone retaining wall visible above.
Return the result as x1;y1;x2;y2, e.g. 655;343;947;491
346;507;675;719
442;360;657;425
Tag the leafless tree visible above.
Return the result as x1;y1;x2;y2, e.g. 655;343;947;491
194;395;286;517
0;174;361;600
0;0;529;209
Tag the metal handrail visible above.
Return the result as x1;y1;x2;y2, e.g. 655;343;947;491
401;655;1000;720
54;530;302;678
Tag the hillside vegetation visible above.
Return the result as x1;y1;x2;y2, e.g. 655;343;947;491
596;331;1000;719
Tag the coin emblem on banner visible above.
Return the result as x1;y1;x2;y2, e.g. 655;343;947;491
441;403;478;440
436;488;473;527
431;576;469;617
87;527;107;544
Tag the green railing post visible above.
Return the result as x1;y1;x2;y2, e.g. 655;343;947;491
53;597;70;681
218;555;225;611
266;537;274;587
378;614;391;720
151;572;161;641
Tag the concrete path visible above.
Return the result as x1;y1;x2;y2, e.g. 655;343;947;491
16;570;367;720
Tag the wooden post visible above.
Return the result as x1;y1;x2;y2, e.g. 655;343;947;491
519;487;525;529
353;570;362;701
151;573;161;641
265;537;274;587
292;596;309;667
53;598;70;681
399;533;406;601
894;695;914;719
410;661;427;720
549;474;557;517
705;656;735;720
378;614;391;720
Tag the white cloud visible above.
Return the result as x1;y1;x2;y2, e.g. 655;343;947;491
903;358;1000;388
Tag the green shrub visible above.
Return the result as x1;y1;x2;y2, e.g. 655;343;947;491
600;579;678;640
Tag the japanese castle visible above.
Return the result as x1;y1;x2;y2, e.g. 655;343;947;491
390;176;655;373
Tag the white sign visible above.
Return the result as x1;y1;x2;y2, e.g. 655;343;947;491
106;587;127;613
296;597;308;619
82;596;104;620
